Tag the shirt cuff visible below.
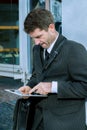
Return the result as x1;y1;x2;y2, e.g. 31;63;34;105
51;81;58;93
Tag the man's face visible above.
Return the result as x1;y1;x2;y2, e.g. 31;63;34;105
29;24;55;49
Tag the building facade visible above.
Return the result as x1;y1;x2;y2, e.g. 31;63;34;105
0;0;87;85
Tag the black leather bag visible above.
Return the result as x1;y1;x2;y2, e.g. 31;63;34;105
13;98;31;130
12;97;40;130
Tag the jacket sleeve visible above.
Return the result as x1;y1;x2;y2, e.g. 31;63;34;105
26;46;37;88
58;42;87;98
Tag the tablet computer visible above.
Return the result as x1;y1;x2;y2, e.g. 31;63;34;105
5;89;47;97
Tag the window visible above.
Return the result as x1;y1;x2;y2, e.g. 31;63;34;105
0;0;19;65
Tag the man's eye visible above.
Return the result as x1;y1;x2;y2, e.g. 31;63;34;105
36;36;41;38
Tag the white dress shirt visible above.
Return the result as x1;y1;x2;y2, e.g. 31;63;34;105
44;34;59;93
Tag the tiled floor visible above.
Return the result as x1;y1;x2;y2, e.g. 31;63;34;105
0;77;23;130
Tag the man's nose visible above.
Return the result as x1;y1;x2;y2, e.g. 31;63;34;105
34;38;40;45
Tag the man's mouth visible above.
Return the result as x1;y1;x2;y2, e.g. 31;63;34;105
40;43;45;46
40;42;45;45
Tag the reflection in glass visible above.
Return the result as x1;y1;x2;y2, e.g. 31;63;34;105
50;0;62;33
0;0;19;65
30;0;45;9
0;30;19;64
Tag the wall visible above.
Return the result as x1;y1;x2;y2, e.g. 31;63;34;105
62;0;87;48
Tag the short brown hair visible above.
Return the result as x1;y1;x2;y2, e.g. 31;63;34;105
24;8;55;33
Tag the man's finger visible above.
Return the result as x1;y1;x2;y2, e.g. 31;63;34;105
29;86;38;94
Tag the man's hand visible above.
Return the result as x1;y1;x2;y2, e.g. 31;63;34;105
29;82;52;95
18;86;31;94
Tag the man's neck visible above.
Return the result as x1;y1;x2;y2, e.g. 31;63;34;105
47;32;59;53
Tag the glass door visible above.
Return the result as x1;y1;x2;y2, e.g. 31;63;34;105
0;0;21;78
0;0;30;83
0;0;19;65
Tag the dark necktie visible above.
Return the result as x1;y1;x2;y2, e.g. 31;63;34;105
45;49;49;62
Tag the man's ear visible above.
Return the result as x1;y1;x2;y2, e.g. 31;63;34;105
49;23;55;32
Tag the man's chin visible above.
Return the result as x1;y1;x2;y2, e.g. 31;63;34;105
41;44;48;49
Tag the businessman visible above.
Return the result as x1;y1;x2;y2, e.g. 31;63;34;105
19;8;87;130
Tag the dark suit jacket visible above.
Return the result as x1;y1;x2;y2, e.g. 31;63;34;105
27;35;87;130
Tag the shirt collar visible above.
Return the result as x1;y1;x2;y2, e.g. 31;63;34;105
47;34;59;53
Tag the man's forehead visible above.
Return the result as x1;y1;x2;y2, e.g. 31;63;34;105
29;28;44;38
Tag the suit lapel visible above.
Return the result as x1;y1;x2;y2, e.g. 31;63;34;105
43;35;66;71
34;35;66;74
50;34;66;55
